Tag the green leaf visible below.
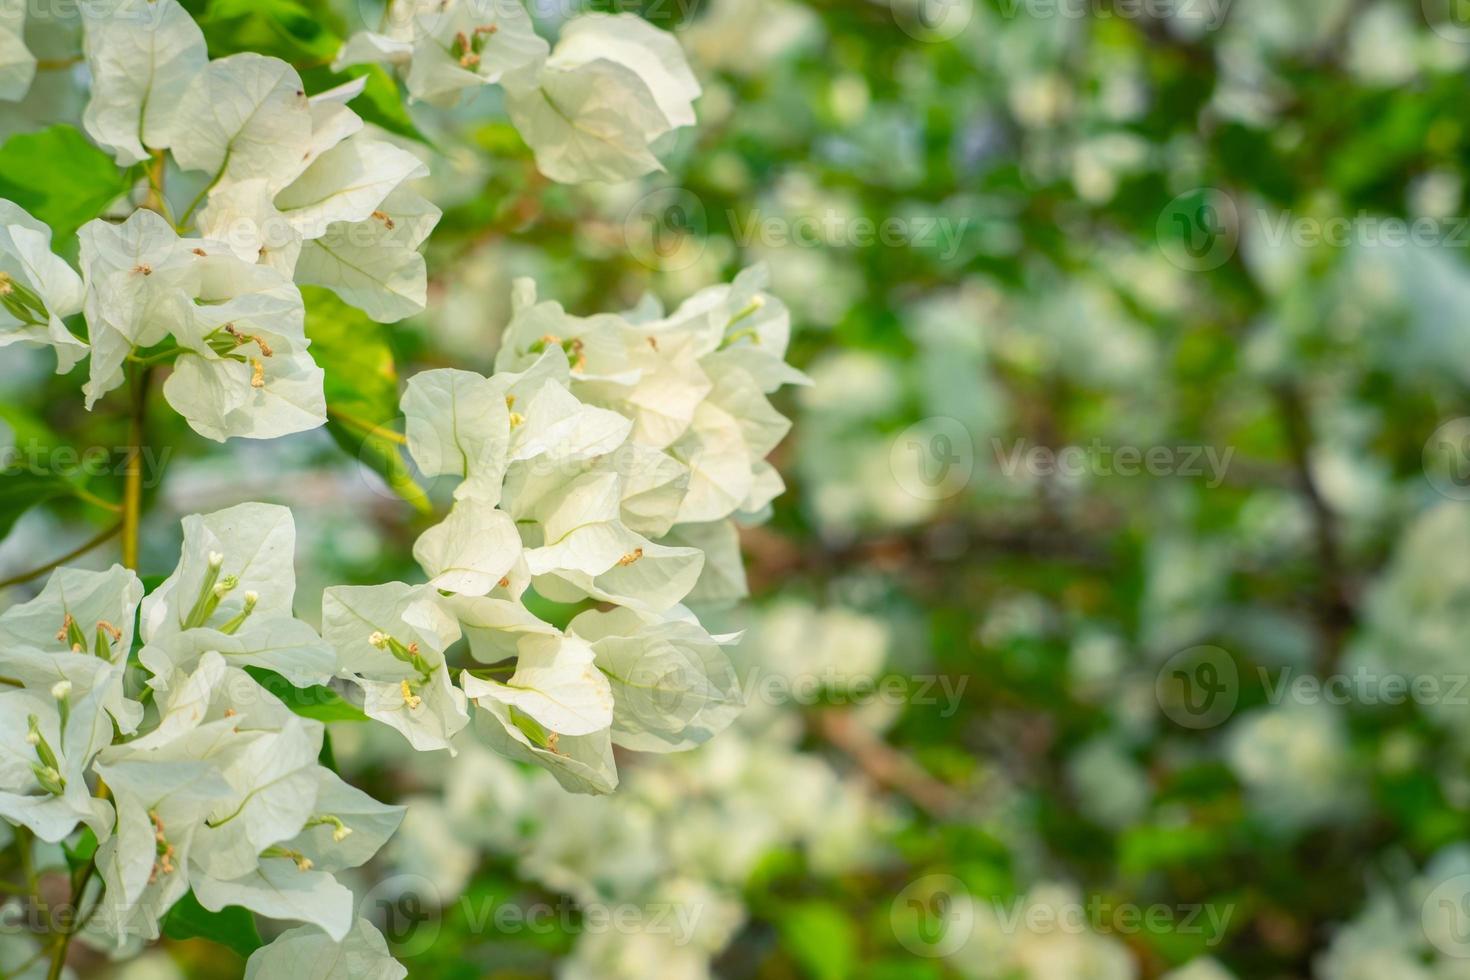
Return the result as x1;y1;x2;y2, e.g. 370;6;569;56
777;901;858;980
163;890;262;959
0;468;71;539
244;666;370;723
0;126;132;240
303;286;430;514
63;827;98;874
197;0;343;60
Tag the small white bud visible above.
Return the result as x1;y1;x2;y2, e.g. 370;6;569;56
25;731;39;746
50;680;72;701
208;551;224;568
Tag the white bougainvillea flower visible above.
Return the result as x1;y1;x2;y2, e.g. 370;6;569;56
413;498;523;596
335;0;548;107
0;682;116;842
93;653;385;944
549;13;699;130
568;606;742;752
141;502;301;642
283;769;405;874
0;563;146;732
662;264;810;393
78;210;198;407
322;583;469;753
0;564;142;664
161;252;326;442
275;138;428;241
0;200;86;373
171;52;314;188
494;279;639;383
401;367;512;504
461;633;614;738
526;521;703;614
667;360;790;524
473;697;618;795
189;713;325;882
502;12;700;184
509;378;632;465
441;593;560;664
196;178;302;273
89;750;227;947
80;0;207;165
401;347;597;503
137;503;335;689
0;0;33;102
294;185;441;322
245;919;407;980
659;519;750;608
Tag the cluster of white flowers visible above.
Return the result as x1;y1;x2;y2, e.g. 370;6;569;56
359;600;892;980
323;264;804;793
336;4;701;183
0;514;402;973
0;2;805;975
0;0;441;440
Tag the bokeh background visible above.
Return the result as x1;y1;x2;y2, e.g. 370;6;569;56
6;0;1470;977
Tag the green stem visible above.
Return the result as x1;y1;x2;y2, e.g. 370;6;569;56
327;407;409;445
126;345;183;368
71;486;122;513
0;522;122;591
121;366;151;572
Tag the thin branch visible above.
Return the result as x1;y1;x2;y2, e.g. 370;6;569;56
0;523;122;591
328;407;408;446
121;366;151;571
813;709;964;820
1274;383;1355;671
